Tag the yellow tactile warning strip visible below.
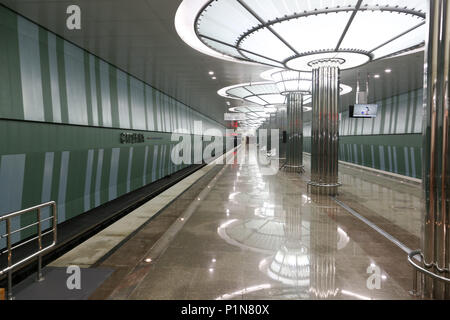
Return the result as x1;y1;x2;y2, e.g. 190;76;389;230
0;288;5;300
49;147;239;268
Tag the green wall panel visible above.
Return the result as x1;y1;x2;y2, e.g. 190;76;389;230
0;119;231;246
0;5;231;247
0;5;223;134
0;8;23;120
302;86;424;179
304;134;422;179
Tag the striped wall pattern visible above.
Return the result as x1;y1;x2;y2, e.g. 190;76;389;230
0;119;224;248
339;89;423;136
0;6;230;248
339;135;422;178
303;135;423;179
303;89;423;138
302;89;424;179
0;8;222;134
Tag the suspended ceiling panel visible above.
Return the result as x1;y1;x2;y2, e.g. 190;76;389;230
0;0;424;125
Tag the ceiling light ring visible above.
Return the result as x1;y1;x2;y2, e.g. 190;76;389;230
308;57;346;68
247;92;286;99
221;78;350;110
281;48;372;66
273;74;312;95
193;0;216;39
282;48;373;71
192;1;280;67
225;91;247;100
225;83;281;101
199;37;246;62
234;46;285;68
225;6;425;55
235;7;359;49
199;34;281;68
372;41;426;61
242;96;271;107
178;0;426;68
228;92;271;104
277;89;311;96
270;70;312;82
219;81;280;100
195;3;423;70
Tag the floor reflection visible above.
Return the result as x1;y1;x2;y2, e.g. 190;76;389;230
216;151;358;299
99;146;417;300
308;197;339;299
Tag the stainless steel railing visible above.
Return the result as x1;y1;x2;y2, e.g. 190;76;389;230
0;201;57;300
408;250;450;297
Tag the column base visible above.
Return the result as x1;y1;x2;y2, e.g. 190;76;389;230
307;181;342;196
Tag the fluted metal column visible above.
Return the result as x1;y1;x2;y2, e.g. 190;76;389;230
285;93;304;172
279;107;287;160
268;110;279;156
308;61;341;196
268;112;275;153
421;0;450;299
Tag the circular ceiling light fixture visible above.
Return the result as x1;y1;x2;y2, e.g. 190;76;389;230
175;0;426;71
228;105;272;128
261;69;313;95
264;106;279;114
219;77;351;112
260;68;353;96
218;81;287;106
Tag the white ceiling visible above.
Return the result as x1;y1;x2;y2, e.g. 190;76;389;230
0;0;425;126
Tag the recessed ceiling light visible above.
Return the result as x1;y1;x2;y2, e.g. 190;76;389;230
212;76;217;80
374;74;380;79
145;258;152;263
209;71;214;75
385;69;392;73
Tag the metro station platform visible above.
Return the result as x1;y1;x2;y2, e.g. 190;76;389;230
10;146;421;300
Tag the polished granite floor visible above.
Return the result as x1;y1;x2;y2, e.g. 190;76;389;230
90;146;422;300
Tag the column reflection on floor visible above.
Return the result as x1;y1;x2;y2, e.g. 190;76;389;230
99;145;416;300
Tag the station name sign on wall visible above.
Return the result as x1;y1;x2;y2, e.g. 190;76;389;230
120;133;145;144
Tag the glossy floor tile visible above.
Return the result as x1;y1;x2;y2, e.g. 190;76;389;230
92;147;421;300
50;150;234;268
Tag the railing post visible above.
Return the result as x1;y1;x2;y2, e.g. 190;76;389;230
412;268;418;296
0;201;58;299
6;219;13;300
420;272;425;298
37;208;44;282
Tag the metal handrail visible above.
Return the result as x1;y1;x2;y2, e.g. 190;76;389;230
407;250;450;296
0;201;57;300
